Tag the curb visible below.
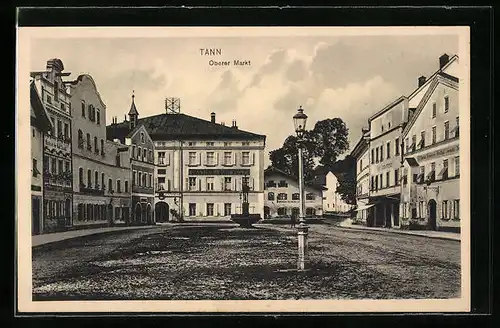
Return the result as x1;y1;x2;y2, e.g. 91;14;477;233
332;224;461;242
32;225;159;248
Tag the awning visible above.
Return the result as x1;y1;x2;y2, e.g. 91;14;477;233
426;170;435;180
438;166;448;178
417;139;424;148
354;204;376;211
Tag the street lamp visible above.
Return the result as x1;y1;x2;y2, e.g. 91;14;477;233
293;105;308;271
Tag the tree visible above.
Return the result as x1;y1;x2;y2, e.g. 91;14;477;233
334;155;357;204
269;117;350;181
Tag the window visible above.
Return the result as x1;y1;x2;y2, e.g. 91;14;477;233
94;171;98;188
277;208;286;216
386;171;390;187
432;126;437;144
94;136;98;153
158;151;166;165
149;150;153;162
454;199;460;219
420;131;426;148
132;146;137;159
206;152;215;165
115;154;121;167
189;203;196;216
81;101;85;117
65;161;70;173
79;168;84;185
375;175;378;189
266;180;277;188
370;176;374;190
268;192;275;200
101;173;105;189
206;142;214;147
224;152;232;165
58;159;63;174
50;157;56;174
141;133;145;143
455;156;460;176
224;142;232;147
87;169;92;187
64;123;69;139
375;148;379;163
96;109;100;125
47;95;52;104
206;177;214;191
88;104;92;120
149;174;152;188
117;180;121;193
444;96;449;113
143;148;147;161
138;172;142;186
242;176;250;189
189;152;197;165
395;138;400;155
142;173;146;186
242;152;250;165
54;81;59;101
224;203;232;216
395;169;399;186
86;133;91;150
306;193;315;200
57;120;62;138
380;146;384;161
188;142;196;146
432;102;437;118
455;116;460;137
442;200;448;219
224;177;232;191
32;159;38;177
189;177;197;191
157;169;166;175
444;121;450;140
108;178;113;192
100;140;104;154
276;180;287;188
132;171;136;185
206;203;214;216
371;149;374;164
386;142;391;158
277;193;287;201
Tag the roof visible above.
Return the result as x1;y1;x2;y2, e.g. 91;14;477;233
128;94;139;116
107;113;267;141
405;157;419;167
401;71;459;139
350;134;370;159
30;81;52;132
264;166;326;191
368;96;407;122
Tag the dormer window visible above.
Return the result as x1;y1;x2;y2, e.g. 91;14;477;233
141;133;145;143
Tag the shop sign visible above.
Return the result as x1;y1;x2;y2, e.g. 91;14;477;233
416;145;459;162
189;169;250;176
44;135;71;153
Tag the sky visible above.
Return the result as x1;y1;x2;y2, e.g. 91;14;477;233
30;34;458;166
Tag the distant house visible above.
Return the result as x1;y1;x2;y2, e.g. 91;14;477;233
313;167;354;214
264;166;325;219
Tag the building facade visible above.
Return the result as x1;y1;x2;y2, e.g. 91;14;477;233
31;59;74;232
351;130;371;224
30;81;52;235
323;171;354;213
264;166;324;218
108;110;266;221
400;70;460;232
367;96;408;228
68;74;132;227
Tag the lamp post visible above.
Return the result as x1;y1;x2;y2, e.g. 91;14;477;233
293;105;309;271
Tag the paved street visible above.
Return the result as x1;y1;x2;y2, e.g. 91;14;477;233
32;224;461;300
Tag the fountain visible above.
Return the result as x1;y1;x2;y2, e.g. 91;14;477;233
230;176;262;228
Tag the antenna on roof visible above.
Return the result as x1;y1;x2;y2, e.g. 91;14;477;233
165;97;181;114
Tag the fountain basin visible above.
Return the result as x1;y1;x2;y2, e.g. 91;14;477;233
230;214;262;228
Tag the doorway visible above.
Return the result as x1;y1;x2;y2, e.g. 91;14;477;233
32;197;40;235
428;199;437;230
135;203;143;224
155;202;169;222
146;203;153;225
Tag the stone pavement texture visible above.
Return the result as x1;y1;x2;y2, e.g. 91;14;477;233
32;225;158;247
337;218;461;241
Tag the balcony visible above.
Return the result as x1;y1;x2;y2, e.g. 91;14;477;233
43;171;72;188
44;134;71;153
79;183;104;196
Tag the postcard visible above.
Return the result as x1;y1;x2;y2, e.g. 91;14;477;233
16;26;470;313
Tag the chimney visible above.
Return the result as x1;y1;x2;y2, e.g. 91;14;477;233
221;121;225;126
418;76;427;87
439;53;450;69
232;120;238;129
210;112;216;123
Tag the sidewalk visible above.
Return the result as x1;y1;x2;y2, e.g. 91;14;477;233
336;219;461;241
32;225;157;247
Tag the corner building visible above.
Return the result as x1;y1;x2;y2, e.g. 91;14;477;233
31;59;74;232
400;69;460;232
68;74;132;227
108;111;266;221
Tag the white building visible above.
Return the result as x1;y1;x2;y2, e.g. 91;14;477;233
351;129;371;224
400;62;460;232
264;166;324;218
108;111;266;221
322;171;354;213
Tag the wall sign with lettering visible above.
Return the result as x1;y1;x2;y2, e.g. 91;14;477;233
416;145;459;162
189;169;251;176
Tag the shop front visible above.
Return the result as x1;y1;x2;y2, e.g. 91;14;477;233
368;194;400;228
43;188;72;232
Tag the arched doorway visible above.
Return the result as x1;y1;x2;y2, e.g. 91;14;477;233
155;202;169;222
428;199;437;230
107;204;113;222
135;203;142;225
146;203;153;225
